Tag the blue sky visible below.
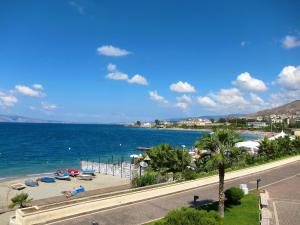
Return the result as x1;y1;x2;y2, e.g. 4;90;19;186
0;0;300;123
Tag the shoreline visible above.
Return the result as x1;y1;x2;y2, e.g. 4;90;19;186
147;127;272;138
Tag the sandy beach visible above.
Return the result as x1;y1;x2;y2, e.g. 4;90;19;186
0;173;129;210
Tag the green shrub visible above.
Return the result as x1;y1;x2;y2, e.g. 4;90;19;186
154;207;222;225
9;193;32;209
182;170;199;180
131;173;158;188
224;187;244;205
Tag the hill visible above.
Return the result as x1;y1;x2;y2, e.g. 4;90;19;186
247;100;300;118
0;114;64;123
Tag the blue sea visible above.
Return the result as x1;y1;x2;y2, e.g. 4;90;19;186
0;123;258;179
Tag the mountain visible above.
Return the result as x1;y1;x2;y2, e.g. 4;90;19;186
247;100;300;118
0;114;64;123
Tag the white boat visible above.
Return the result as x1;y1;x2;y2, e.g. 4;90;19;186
78;174;94;181
11;183;26;190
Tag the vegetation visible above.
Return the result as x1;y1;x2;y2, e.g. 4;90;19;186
197;129;241;217
224;187;244;205
136;121;141;126
147;144;191;174
131;171;158;188
9;193;32;209
200;193;259;225
153;208;222;225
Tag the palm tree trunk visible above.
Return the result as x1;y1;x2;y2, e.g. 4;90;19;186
218;165;225;218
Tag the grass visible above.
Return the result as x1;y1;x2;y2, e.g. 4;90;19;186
145;192;259;225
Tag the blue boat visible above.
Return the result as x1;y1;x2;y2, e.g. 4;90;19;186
55;172;70;180
40;177;56;183
81;169;96;175
25;179;39;187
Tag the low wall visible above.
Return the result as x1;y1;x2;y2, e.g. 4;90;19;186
14;155;300;225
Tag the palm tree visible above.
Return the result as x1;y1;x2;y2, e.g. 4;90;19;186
9;193;32;209
200;128;241;217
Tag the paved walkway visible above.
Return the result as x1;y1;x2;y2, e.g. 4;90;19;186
266;174;300;225
49;160;300;225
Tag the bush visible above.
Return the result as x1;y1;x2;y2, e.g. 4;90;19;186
224;187;244;205
131;173;158;188
154;207;221;225
9;193;32;209
182;170;199;180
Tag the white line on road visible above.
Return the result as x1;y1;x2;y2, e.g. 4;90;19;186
273;201;280;225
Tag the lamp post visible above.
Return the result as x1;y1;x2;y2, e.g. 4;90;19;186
181;145;186;173
256;178;261;190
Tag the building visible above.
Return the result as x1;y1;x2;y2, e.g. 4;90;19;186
177;118;212;126
292;129;300;137
247;121;268;128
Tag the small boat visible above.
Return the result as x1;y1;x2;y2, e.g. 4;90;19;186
77;174;94;180
11;183;26;190
25;179;39;187
67;169;80;177
81;169;96;175
40;177;56;183
55;172;70;181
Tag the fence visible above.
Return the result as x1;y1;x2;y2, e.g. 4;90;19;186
80;160;141;180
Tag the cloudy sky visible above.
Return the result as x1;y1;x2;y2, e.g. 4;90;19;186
0;0;300;123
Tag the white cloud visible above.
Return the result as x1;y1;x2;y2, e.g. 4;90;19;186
175;102;188;110
29;106;36;110
106;72;129;81
176;94;192;103
0;92;18;107
97;45;130;57
15;85;42;97
197;96;217;108
212;88;249;105
41;102;57;111
282;35;300;49
170;81;196;93
107;63;117;72
269;90;300;107
128;74;148;85
33;84;43;90
149;90;168;104
250;93;265;105
233;72;267;92
275;65;300;90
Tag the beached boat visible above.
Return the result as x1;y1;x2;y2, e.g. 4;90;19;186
77;174;94;180
40;177;56;183
11;183;26;190
55;172;70;180
81;169;96;175
25;179;39;187
67;169;80;177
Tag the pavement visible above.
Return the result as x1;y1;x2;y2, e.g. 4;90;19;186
48;160;300;225
266;174;300;225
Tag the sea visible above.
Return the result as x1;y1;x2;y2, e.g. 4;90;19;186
0;123;258;180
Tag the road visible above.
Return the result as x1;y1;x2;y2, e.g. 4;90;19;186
49;161;300;225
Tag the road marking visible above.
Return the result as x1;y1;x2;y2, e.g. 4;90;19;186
273;201;280;225
259;173;299;190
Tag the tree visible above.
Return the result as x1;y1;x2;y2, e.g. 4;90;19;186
136;121;141;126
147;144;191;174
210;118;215;123
9;193;32;209
199;128;241;217
218;118;226;123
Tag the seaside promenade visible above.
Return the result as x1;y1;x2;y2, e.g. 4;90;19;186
10;155;300;225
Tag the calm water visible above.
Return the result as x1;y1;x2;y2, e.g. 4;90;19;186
0;123;257;179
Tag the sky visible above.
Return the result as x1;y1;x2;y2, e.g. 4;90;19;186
0;0;300;123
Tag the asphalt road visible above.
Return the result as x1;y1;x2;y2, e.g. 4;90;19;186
49;161;300;225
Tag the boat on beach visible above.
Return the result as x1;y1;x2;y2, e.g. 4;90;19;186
40;177;56;183
67;169;80;177
25;179;39;187
11;183;26;190
81;169;96;175
55;171;71;180
77;174;94;180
